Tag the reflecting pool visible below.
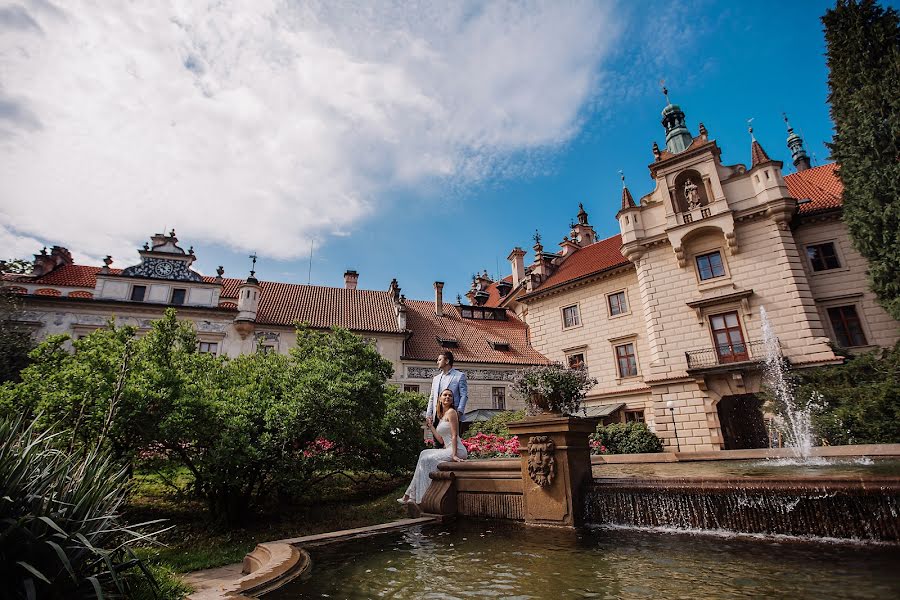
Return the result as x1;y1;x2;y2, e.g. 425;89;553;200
266;520;900;599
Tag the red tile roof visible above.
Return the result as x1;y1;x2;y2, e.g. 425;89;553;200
3;265;121;287
525;234;629;297
403;299;548;365
483;275;513;308
784;163;843;215
254;282;402;333
750;139;773;167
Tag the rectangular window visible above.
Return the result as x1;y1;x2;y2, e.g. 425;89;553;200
258;344;275;354
562;304;580;328
625;410;645;424
171;288;186;305
615;343;638;377
827;305;868;347
403;384;420;394
130;285;146;302
608;291;628;316
709;311;748;363
807;242;841;271
567;353;586;370
696;251;726;281
198;342;218;354
492;387;506;410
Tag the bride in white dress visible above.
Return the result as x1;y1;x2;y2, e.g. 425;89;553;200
401;388;467;504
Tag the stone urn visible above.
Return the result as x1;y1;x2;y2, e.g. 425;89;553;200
528;393;563;415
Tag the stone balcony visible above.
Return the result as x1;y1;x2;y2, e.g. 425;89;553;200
684;339;771;372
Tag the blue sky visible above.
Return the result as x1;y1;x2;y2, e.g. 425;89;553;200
0;1;855;302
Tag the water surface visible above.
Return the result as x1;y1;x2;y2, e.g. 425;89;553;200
267;520;900;599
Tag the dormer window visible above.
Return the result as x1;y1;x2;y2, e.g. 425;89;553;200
489;341;510;351
437;337;459;348
460;306;507;320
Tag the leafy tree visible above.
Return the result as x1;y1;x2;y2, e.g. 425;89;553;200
0;291;35;384
0;311;423;524
374;388;428;473
823;0;900;319
1;258;33;274
776;343;900;445
0;324;137;456
465;409;527;437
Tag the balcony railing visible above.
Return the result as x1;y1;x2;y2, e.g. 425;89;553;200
685;339;773;370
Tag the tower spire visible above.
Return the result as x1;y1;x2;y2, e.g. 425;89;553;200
783;113;811;172
619;170;636;209
748;118;772;167
659;83;693;154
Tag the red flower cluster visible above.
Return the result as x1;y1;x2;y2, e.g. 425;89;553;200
303;437;336;458
589;438;608;454
461;432;520;458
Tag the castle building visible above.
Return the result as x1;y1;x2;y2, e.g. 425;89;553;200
2;234;547;416
477;98;898;451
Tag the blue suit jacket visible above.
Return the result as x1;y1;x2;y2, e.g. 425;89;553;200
427;368;469;420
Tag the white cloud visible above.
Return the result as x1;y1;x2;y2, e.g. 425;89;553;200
0;0;622;262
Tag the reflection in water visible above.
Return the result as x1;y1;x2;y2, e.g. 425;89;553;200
267;521;900;599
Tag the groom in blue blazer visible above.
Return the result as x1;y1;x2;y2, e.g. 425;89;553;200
425;350;469;447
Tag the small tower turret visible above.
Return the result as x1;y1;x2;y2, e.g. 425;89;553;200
660;86;694;154
570;203;596;246
783;113;811;172
235;254;261;338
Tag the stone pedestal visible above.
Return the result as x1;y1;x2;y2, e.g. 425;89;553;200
507;415;600;527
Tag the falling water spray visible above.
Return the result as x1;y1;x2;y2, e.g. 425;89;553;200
760;306;816;458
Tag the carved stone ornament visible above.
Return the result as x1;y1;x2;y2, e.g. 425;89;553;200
527;435;556;488
121;257;202;282
684;178;700;209
406;366;515;381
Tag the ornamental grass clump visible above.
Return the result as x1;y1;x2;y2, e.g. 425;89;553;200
0;414;169;599
512;363;597;415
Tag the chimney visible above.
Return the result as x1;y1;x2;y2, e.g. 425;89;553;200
344;270;359;290
434;281;444;317
508;247;526;286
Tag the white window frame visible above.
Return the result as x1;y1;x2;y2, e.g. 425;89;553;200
606;289;631;318
561;303;582;330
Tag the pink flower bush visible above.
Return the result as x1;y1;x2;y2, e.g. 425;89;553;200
589;437;608;455
462;432;520;459
303;437;336;458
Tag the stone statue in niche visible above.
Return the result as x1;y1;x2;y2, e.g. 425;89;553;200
527;435;556;487
684;177;701;209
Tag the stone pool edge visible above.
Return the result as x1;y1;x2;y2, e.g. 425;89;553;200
188;517;437;599
591;443;900;464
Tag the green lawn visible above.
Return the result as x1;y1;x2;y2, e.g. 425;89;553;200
128;465;410;575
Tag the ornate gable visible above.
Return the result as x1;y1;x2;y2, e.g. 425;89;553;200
121;230;202;282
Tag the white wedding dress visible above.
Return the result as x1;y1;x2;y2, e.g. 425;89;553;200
404;418;468;504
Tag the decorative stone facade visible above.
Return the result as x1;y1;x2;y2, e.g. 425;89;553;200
481;103;898;453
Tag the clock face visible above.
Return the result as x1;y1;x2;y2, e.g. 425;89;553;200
154;261;175;277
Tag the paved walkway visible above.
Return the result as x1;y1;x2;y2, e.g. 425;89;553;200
183;563;244;599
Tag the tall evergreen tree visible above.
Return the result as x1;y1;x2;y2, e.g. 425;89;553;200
823;0;900;320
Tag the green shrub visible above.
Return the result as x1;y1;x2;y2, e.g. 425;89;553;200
767;342;900;445
0;415;163;599
0;311;426;525
592;422;663;455
465;409;526;437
